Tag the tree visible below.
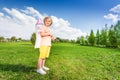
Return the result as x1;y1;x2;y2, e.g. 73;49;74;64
96;29;100;45
70;40;76;43
80;36;85;45
0;36;4;42
30;33;36;45
99;29;107;46
11;36;16;42
6;38;10;42
85;34;89;45
88;30;95;46
114;20;120;45
18;38;22;41
108;25;117;48
76;37;81;44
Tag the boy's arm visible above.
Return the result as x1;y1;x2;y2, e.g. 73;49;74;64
40;32;51;37
41;32;55;40
51;35;55;40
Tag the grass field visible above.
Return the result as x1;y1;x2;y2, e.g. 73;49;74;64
0;42;120;80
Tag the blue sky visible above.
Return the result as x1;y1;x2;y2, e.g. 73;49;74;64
0;0;120;39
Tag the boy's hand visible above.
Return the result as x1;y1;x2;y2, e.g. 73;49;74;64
47;32;55;40
51;36;55;40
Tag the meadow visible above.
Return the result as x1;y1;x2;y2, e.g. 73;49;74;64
0;42;120;80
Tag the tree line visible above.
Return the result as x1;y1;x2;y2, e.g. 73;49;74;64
0;36;28;42
76;21;120;48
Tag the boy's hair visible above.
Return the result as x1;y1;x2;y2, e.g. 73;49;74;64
44;17;52;26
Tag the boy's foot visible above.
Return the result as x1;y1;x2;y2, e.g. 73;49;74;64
43;66;49;71
37;69;46;75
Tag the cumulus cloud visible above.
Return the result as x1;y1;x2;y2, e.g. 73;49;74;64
110;4;120;13
104;4;120;23
21;7;44;19
0;7;86;40
104;13;118;22
51;16;86;39
0;7;36;39
0;12;4;16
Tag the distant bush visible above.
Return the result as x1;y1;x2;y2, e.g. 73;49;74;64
30;33;36;45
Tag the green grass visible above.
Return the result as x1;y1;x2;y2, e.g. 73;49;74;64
0;42;120;80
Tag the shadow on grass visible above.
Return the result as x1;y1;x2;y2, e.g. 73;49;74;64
0;64;36;73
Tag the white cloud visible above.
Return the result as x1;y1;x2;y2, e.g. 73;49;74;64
0;7;86;40
0;7;36;39
21;7;44;19
0;12;4;16
110;4;120;13
104;13;118;23
104;4;120;23
51;16;86;40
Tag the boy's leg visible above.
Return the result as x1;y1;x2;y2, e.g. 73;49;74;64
42;46;51;71
37;58;46;75
39;46;47;68
42;59;45;68
37;58;42;69
42;59;49;71
42;46;50;67
37;46;47;75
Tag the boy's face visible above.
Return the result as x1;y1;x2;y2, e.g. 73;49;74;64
44;18;52;27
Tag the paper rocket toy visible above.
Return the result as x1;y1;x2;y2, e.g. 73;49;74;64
34;19;43;48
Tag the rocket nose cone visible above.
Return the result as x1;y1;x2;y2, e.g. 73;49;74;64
36;19;41;25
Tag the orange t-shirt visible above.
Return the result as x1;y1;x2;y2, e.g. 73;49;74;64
40;26;51;46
